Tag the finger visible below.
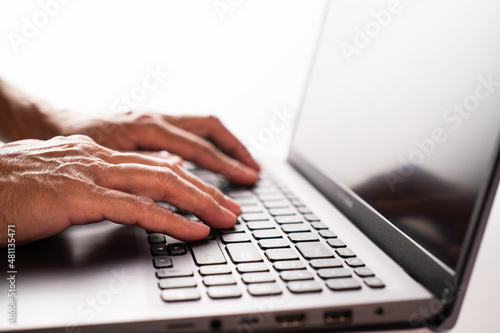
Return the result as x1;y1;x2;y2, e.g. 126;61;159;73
81;186;211;241
163;115;261;171
92;163;237;229
139;122;259;185
100;151;241;215
139;151;183;165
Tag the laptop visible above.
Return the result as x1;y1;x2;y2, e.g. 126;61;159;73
2;0;500;332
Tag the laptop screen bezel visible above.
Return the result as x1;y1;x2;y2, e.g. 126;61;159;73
286;1;500;327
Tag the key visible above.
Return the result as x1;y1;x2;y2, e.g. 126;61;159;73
273;261;306;271
242;272;275;284
317;268;351;279
228;190;254;199
207;286;242;299
199;265;232;276
190;241;227;265
248;283;282;296
309;258;342;269
287;281;322;293
148;233;165;244
167;243;187;255
182;213;199;222
275;216;303;224
221;233;251;243
265;248;299;261
269;208;296;216
296;242;335;259
290;199;305;207
281;223;310;233
288;232;319;243
159;277;197;289
336;248;356;258
161;288;200;302
327;239;346;248
259;239;290;249
304;214;321;221
283;191;298;199
237;263;269;273
234;198;260;206
153;256;173;269
253;229;282;239
364;277;385;288
326;278;362;291
241;213;269;222
219;225;246;234
354;267;375;277
241;205;263;214
246;222;275;230
280;270;314;281
226;243;263;263
156;201;178;212
257;193;284;201
157;268;193;278
318;230;337;239
151;244;168;256
311;222;328;230
203;275;237;286
254;189;279;196
297;207;313;214
263;201;289;209
345;258;365;267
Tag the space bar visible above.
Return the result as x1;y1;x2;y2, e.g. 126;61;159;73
190;241;227;265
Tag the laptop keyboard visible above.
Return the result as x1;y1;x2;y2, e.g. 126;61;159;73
147;169;385;302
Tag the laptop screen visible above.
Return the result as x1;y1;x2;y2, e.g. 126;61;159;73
291;0;500;271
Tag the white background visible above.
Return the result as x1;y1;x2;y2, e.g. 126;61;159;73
0;1;498;332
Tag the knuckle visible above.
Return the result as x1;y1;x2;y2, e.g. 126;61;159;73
156;167;180;186
195;138;216;155
206;184;224;201
135;195;157;216
131;112;158;124
69;134;95;143
168;162;181;173
207;115;221;126
194;192;216;213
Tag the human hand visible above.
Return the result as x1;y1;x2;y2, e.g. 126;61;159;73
0;135;241;246
56;112;260;185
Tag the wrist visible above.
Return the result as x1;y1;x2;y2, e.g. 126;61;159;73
22;103;65;140
0;80;64;141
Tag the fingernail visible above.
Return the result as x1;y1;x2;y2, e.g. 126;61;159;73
246;157;261;171
221;206;237;223
252;160;261;171
224;196;242;215
191;221;210;234
242;167;259;182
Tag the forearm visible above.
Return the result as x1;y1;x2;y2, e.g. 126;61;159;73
0;79;62;142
